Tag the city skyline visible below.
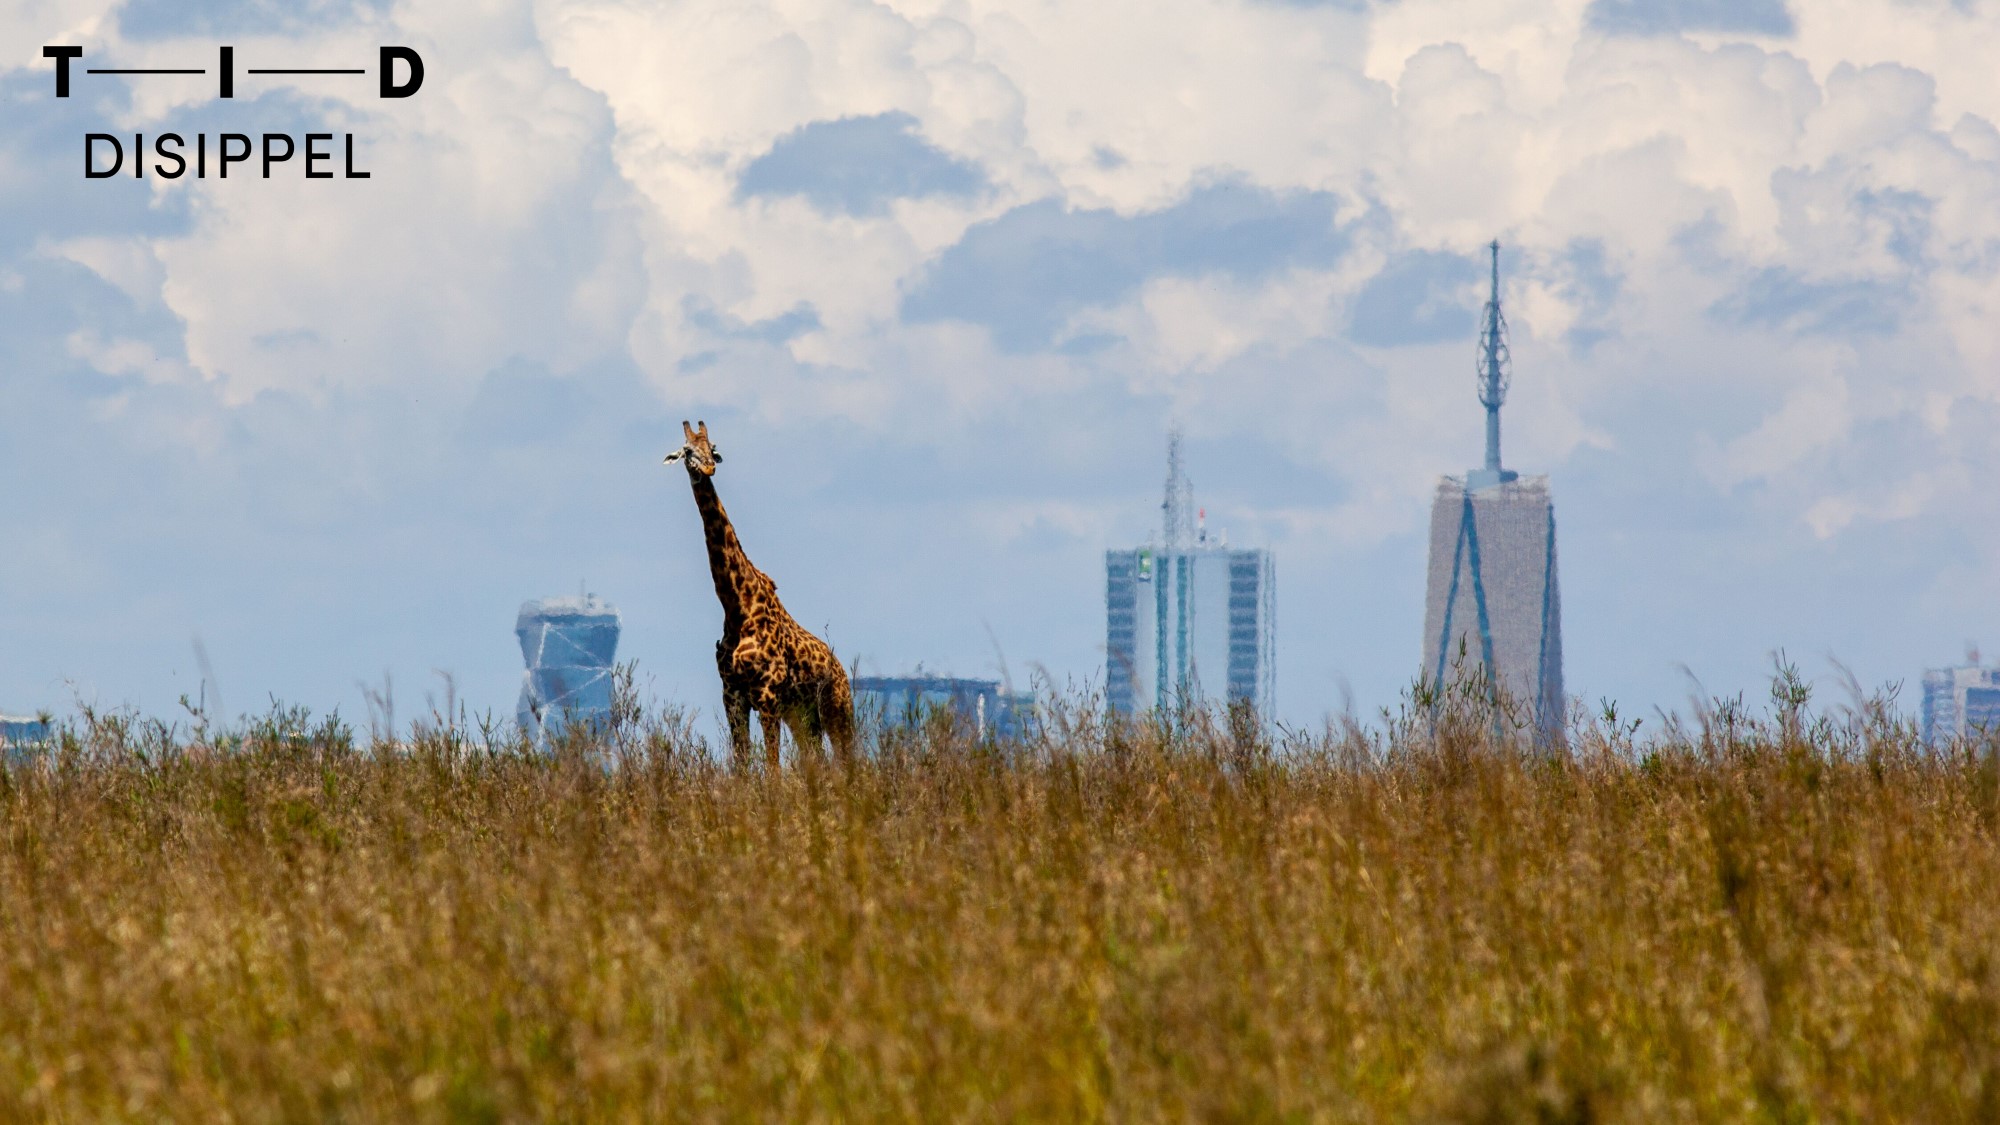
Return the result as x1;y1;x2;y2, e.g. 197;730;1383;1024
5;0;1999;734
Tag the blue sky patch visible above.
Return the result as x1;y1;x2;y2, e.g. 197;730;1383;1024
1712;268;1904;335
1348;249;1482;347
1852;188;1934;267
117;0;395;41
737;112;985;218
1586;0;1794;35
682;297;822;345
901;180;1346;352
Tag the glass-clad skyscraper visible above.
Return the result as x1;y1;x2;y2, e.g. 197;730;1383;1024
1106;431;1275;722
1106;546;1274;718
1921;659;2000;745
516;593;621;740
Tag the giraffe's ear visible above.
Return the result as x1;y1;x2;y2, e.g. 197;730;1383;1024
682;420;695;441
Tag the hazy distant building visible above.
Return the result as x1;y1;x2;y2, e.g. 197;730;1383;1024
1106;430;1276;721
1;713;51;760
853;674;1035;739
516;594;621;740
1420;241;1565;743
1921;658;2000;745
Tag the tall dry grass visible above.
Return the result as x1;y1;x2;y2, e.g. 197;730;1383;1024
2;669;1998;1122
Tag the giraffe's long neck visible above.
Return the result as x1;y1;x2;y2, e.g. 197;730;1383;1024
687;469;760;629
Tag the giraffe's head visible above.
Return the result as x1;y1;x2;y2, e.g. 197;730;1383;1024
663;420;722;476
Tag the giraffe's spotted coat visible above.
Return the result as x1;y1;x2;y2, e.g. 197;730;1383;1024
668;421;856;769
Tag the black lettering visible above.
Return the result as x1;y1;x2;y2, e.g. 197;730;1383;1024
344;133;369;178
304;133;333;178
379;46;423;98
156;133;186;179
218;133;251;178
198;133;206;178
261;133;294;178
44;46;82;98
85;133;121;178
219;45;234;98
134;134;143;178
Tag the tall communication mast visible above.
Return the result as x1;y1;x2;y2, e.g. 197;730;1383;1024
1161;426;1194;550
1158;427;1195;708
1469;240;1518;489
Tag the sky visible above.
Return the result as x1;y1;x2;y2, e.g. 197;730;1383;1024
3;0;1999;737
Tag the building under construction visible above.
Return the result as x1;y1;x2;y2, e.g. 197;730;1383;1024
1106;430;1276;722
1421;241;1566;743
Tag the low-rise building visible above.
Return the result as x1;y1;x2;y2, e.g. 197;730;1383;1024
853;674;1034;740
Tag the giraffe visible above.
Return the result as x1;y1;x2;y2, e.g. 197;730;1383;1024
664;420;856;769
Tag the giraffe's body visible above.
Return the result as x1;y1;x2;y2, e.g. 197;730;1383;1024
667;422;855;768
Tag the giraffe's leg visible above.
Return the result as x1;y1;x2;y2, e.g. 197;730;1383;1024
785;710;822;765
759;709;784;772
722;682;752;768
719;641;753;768
821;673;857;766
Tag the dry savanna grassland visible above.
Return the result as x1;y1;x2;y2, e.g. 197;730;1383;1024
2;666;1998;1122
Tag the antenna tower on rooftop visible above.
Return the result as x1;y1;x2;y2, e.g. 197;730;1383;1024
1161;426;1193;552
1471;239;1518;488
1158;426;1196;708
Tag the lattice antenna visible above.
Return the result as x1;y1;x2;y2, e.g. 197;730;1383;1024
1161;425;1193;553
1475;239;1512;475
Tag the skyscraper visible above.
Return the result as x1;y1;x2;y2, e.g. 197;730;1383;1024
1420;241;1565;743
516;593;621;740
1106;430;1276;721
1920;655;2000;745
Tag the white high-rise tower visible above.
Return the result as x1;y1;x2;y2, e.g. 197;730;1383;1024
1421;242;1565;743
